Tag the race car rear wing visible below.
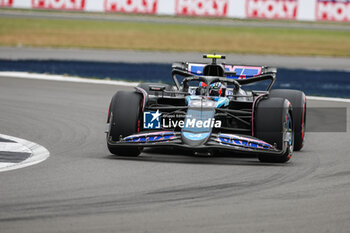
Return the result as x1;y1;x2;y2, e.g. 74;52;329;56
172;62;277;91
172;62;276;79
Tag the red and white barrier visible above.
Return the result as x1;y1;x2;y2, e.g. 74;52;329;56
31;0;86;10
0;0;14;7
246;0;298;20
175;0;229;17
104;0;158;14
316;0;350;21
4;0;350;22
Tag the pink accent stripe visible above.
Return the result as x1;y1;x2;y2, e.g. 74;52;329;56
302;96;306;140
127;131;174;138
251;94;267;137
135;87;147;111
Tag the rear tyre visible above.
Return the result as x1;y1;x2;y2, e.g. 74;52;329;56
255;97;294;163
107;91;142;157
270;89;306;151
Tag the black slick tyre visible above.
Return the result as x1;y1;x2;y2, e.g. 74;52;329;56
270;89;306;151
255;97;294;163
107;91;142;157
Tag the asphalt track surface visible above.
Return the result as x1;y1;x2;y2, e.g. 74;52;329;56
1;76;350;233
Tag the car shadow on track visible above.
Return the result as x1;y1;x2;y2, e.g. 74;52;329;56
105;148;289;167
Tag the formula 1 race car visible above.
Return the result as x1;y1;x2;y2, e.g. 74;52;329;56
106;54;306;163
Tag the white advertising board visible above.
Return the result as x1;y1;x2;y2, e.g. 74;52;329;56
1;0;349;22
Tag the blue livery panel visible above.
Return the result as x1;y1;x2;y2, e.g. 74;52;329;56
188;63;262;79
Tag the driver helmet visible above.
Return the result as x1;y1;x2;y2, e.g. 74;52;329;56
209;82;225;96
197;82;226;96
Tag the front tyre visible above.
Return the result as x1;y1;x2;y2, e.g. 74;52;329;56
255;97;294;163
270;89;306;151
107;91;142;157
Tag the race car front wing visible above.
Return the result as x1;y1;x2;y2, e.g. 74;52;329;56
107;131;286;156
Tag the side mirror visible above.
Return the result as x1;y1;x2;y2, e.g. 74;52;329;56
149;85;166;92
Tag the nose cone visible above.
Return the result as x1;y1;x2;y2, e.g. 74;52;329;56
181;103;216;147
181;131;210;146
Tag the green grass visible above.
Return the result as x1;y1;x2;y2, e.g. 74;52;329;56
1;17;350;57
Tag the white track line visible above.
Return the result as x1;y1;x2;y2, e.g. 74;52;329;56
0;71;138;86
0;134;50;172
0;142;31;153
0;162;16;170
1;71;350;102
